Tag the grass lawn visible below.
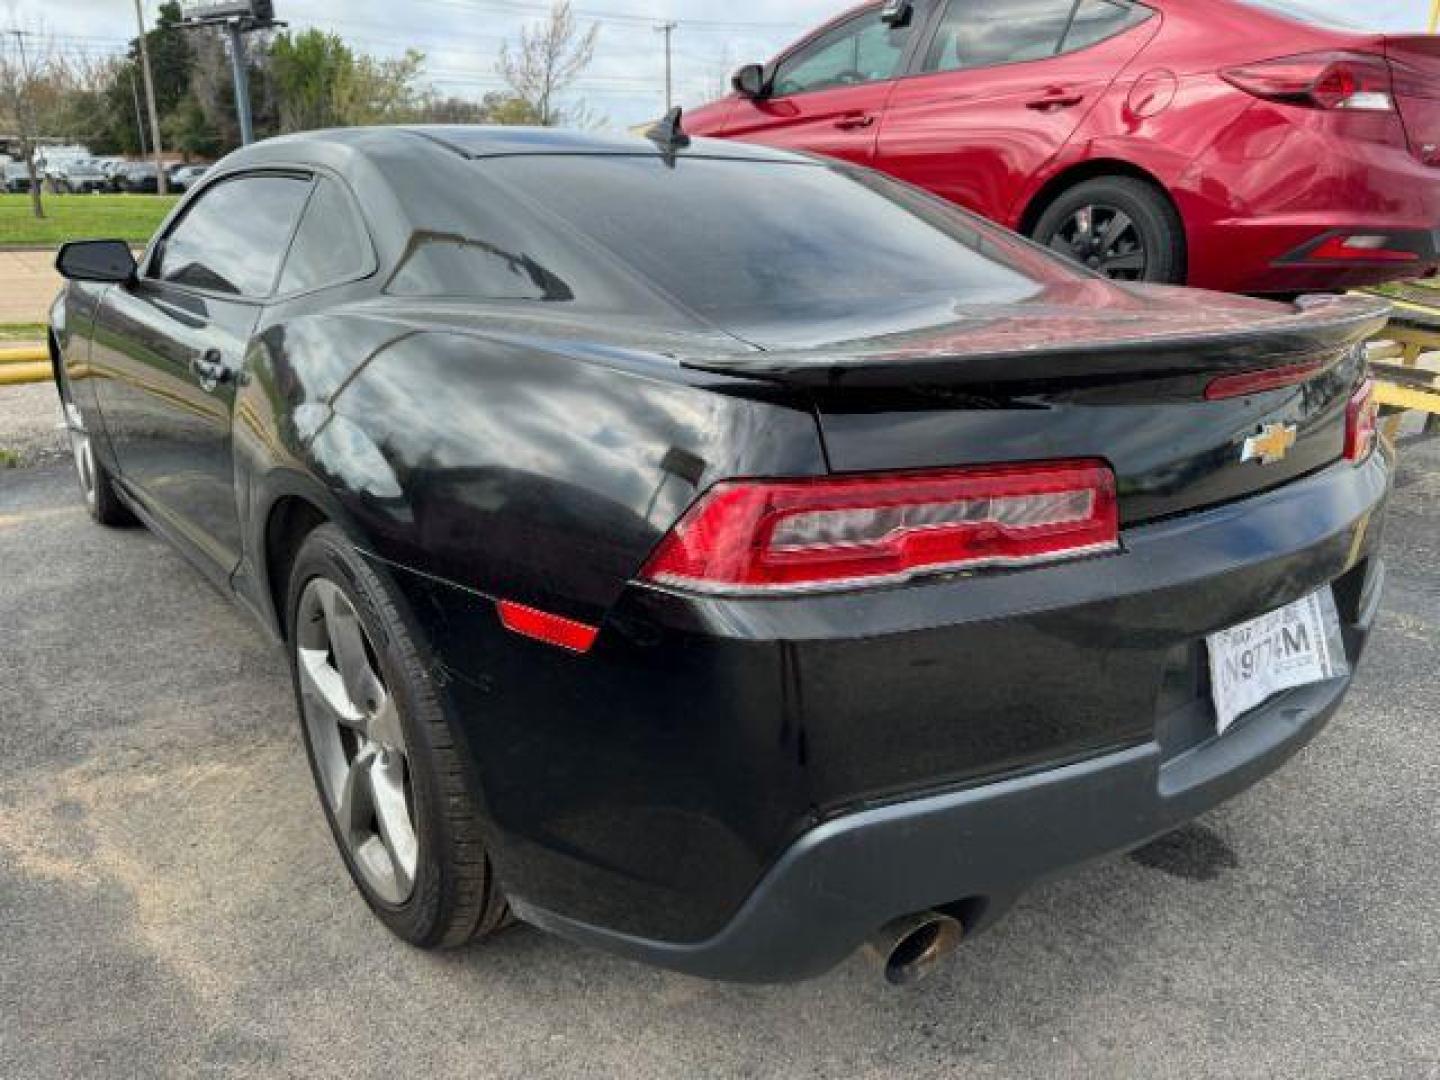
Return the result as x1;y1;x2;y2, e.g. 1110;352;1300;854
0;193;178;247
0;323;47;342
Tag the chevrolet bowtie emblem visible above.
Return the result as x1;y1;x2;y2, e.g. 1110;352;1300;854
1241;422;1298;465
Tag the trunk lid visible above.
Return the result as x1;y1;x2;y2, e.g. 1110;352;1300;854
1382;35;1440;165
682;286;1386;525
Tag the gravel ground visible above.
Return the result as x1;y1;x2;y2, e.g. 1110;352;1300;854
1;429;1437;1079
0;381;65;470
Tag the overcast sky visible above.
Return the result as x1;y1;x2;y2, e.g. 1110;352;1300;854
4;0;1434;129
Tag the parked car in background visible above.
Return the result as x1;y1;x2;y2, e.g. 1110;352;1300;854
107;162;134;192
119;162;160;194
169;164;210;192
36;145;93;190
688;0;1440;295
48;127;1389;985
4;162;32;194
63;159;109;194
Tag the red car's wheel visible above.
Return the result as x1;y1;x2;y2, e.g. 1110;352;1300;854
1031;176;1186;285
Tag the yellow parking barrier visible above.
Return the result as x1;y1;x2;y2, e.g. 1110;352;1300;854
1357;283;1440;438
0;361;51;386
0;345;48;366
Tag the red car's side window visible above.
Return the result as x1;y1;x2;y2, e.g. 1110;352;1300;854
921;0;1151;74
773;11;914;97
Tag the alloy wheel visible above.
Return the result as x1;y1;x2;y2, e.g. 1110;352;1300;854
64;401;97;509
1047;203;1149;281
296;577;419;906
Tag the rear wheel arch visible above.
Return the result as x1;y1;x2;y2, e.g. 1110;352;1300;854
263;493;331;642
1018;160;1181;239
47;328;66;394
1019;162;1188;284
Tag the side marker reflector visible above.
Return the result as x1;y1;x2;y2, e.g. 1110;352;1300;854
497;601;599;654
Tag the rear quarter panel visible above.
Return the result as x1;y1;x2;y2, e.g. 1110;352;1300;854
236;316;828;632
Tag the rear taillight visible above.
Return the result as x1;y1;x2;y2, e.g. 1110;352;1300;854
1344;379;1379;464
640;461;1119;595
1223;51;1395;111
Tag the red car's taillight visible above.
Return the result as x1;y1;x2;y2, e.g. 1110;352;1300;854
640;461;1119;595
1344;379;1379;464
1223;51;1396;111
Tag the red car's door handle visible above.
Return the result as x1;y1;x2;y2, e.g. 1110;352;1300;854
1026;92;1085;111
834;113;876;130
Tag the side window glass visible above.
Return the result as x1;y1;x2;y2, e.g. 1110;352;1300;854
1061;0;1150;53
278;177;374;295
152;175;311;298
773;11;913;96
922;0;1077;73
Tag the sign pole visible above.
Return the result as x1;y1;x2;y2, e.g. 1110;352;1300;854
225;19;255;146
180;3;278;149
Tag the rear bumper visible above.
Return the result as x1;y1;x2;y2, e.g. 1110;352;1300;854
387;451;1390;979
513;585;1378;982
1179;99;1440;293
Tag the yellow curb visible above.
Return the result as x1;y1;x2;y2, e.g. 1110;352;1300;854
0;345;47;365
0;361;51;386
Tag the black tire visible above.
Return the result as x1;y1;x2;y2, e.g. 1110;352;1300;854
1030;176;1186;285
286;524;510;949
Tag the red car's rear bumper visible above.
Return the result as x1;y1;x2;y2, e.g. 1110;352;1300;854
1177;100;1440;294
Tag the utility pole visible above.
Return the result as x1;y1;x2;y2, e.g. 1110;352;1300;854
7;30;43;219
224;20;254;145
132;0;169;195
655;21;677;113
128;67;148;157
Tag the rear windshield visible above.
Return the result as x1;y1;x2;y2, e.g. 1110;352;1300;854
1233;0;1361;30
479;154;1077;332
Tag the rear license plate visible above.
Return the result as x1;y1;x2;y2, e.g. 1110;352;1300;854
1207;589;1348;734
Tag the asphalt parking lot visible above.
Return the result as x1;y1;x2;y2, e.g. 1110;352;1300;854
2;410;1438;1078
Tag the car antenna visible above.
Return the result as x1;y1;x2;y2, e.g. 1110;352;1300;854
645;107;691;155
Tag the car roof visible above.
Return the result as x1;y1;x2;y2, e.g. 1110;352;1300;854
224;124;816;169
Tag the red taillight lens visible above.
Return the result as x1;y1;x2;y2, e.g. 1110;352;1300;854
640;461;1119;595
1223;51;1395;111
1344;379;1379;464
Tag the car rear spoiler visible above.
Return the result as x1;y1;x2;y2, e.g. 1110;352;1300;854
680;294;1391;390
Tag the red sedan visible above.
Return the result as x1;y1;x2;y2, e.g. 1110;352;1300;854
686;0;1440;295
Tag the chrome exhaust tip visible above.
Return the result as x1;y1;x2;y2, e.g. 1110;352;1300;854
866;910;964;986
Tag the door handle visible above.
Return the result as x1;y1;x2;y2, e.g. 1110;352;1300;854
1026;92;1085;111
190;350;232;390
834;113;876;130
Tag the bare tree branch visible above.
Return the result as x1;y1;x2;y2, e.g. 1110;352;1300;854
496;1;599;127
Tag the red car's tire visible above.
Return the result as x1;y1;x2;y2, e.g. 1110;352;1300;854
1030;176;1186;285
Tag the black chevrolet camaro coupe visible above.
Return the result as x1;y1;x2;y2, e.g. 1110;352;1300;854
48;125;1390;985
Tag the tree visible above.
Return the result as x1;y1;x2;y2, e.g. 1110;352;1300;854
269;30;352;132
497;1;599;127
162;93;223;161
142;2;193;117
0;30;54;218
269;30;426;133
481;93;542;126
